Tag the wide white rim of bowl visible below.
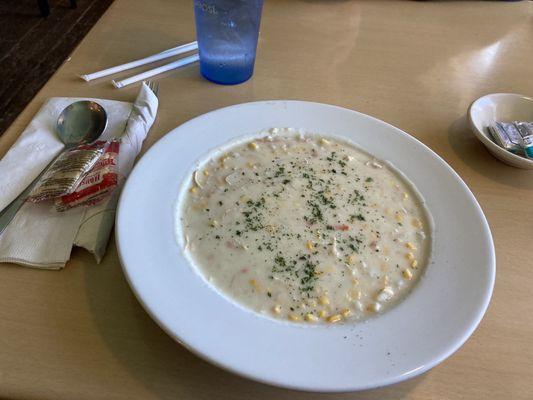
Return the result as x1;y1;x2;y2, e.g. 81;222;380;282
116;100;495;392
468;92;533;168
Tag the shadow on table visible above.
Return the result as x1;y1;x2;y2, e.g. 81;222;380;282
84;244;424;400
448;115;533;190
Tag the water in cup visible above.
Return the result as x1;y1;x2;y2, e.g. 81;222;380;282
194;0;263;85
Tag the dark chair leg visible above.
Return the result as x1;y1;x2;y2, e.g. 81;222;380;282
70;0;77;9
37;0;50;17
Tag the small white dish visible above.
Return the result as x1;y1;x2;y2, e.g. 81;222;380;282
116;101;495;392
468;93;533;169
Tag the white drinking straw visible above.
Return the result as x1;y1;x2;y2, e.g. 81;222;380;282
80;41;198;82
111;53;200;88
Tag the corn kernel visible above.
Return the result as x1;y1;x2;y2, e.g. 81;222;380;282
246;161;254;168
348;288;361;301
403;268;413;280
341;308;351;317
318;310;328;318
209;220;219;227
412;218;422;228
319;138;330;146
319;295;330;305
273;305;282;314
289;314;300;321
347;255;356;265
368;302;382;313
305;313;318;322
328;314;342;323
411;260;418;268
395;212;403;223
203;170;209;176
403;192;409;200
405;242;417;250
248;142;258;150
406;252;415;261
249;279;260;290
306;241;315;251
189;186;197;193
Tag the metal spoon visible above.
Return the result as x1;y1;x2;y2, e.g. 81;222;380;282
0;101;107;235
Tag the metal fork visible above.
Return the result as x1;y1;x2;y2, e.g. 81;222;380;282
145;80;159;97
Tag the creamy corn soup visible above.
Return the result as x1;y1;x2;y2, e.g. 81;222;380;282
179;130;431;324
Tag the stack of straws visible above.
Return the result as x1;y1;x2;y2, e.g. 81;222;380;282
489;121;533;159
80;41;198;88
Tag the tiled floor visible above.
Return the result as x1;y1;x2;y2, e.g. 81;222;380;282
0;0;113;136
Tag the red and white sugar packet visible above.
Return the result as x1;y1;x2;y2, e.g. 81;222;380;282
55;140;120;211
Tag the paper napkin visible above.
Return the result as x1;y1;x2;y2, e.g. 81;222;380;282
0;83;158;268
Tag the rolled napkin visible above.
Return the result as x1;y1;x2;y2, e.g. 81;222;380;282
74;84;158;262
0;83;158;269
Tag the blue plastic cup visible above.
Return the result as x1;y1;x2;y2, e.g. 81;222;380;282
193;0;263;85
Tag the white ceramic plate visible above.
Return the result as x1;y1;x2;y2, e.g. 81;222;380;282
116;101;495;392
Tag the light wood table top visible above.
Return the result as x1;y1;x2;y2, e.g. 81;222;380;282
1;0;532;399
